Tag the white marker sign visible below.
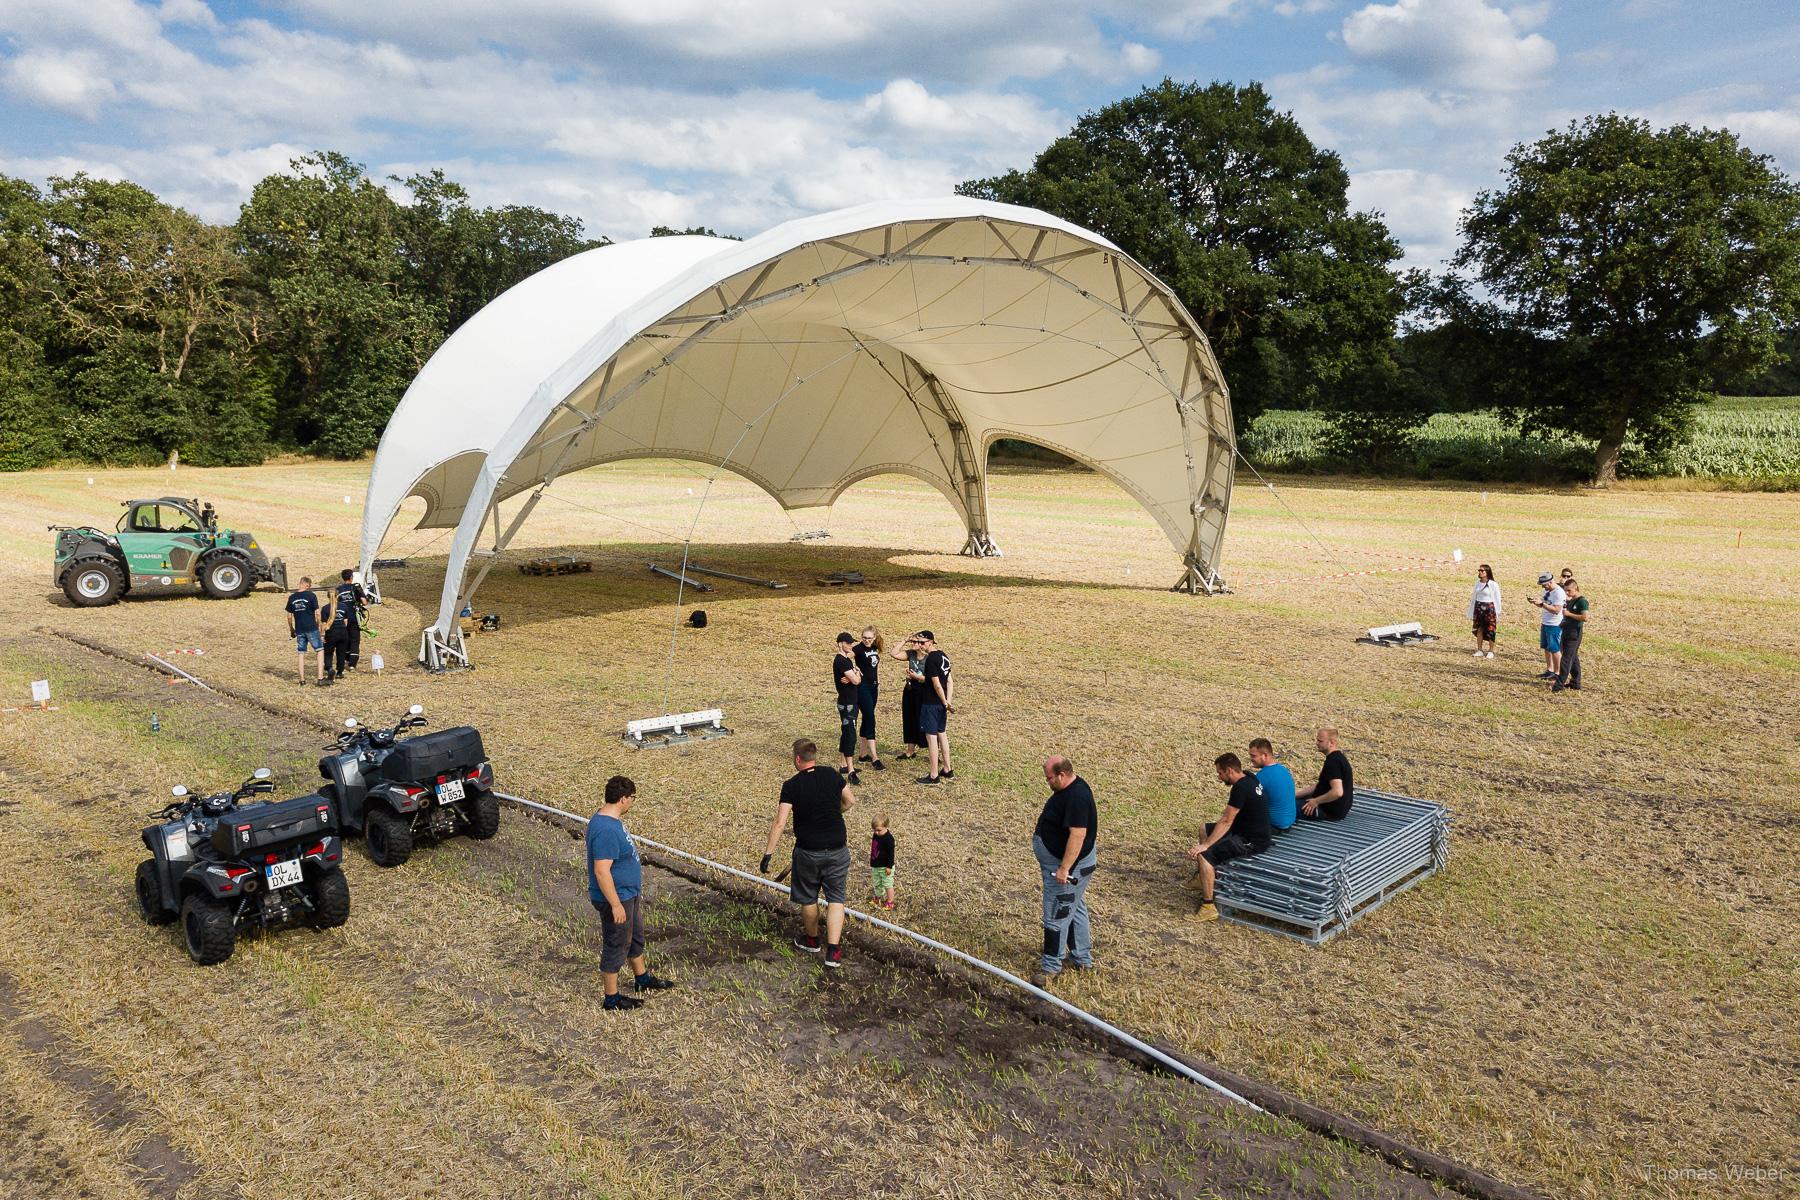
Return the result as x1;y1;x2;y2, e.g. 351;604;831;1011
30;679;50;704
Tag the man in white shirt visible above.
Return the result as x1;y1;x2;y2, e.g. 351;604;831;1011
1528;572;1566;681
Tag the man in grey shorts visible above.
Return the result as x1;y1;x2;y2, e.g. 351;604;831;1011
761;738;856;970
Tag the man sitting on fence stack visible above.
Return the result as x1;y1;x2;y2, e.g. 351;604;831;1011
1184;753;1273;923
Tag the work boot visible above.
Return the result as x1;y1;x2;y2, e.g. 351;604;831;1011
1190;901;1220;923
1028;968;1056;988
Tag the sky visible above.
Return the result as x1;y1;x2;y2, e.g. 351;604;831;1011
1;0;1796;273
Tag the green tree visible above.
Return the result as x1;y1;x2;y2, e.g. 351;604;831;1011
960;79;1410;436
0;175;64;469
237;152;441;457
650;224;738;239
1449;114;1800;483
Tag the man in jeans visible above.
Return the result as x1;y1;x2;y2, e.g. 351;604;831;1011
1554;578;1590;692
1029;756;1097;987
1529;572;1566;680
762;739;856;970
587;775;676;1012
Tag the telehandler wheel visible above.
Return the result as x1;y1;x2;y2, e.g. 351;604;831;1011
465;792;501;840
180;893;237;965
199;554;253;599
365;807;414;868
64;559;124;607
311;867;351;927
135;860;175;925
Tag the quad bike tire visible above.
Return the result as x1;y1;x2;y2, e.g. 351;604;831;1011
63;558;124;607
135;859;176;925
365;806;414;868
199;554;254;600
181;893;237;965
465;792;501;840
311;867;351;927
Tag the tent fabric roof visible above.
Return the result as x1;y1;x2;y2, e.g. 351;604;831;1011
358;197;1235;660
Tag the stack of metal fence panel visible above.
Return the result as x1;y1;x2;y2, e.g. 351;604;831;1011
1213;788;1449;945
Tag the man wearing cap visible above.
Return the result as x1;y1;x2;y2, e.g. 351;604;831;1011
914;631;955;785
1529;573;1566;681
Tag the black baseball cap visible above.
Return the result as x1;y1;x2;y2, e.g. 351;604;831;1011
916;630;935;641
837;631;855;644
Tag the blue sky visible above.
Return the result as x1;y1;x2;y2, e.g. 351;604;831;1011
2;0;1795;271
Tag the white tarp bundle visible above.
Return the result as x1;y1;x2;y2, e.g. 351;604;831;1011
357;197;1235;667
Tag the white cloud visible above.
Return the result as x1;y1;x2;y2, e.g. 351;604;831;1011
1341;0;1556;91
1347;167;1470;270
2;50;118;118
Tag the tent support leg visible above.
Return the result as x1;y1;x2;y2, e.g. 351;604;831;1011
420;624;468;672
1170;552;1228;596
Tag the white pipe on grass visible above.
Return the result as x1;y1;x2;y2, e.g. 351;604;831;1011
143;653;214;692
495;790;1259;1111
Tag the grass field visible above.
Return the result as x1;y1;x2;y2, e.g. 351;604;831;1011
1;459;1796;1199
1238;396;1800;485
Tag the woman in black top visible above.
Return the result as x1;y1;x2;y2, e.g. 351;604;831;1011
832;633;862;784
888;632;927;758
854;626;886;771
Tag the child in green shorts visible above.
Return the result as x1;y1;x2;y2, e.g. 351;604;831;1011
869;815;896;909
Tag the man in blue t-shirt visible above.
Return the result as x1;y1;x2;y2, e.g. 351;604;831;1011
1248;738;1297;831
586;776;675;1011
283;576;326;687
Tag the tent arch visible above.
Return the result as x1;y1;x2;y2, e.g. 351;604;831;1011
357;198;1235;669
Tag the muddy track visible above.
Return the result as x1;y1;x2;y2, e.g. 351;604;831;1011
6;627;1540;1199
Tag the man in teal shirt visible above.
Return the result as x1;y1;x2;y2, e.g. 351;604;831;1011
1248;738;1297;831
587;776;675;1011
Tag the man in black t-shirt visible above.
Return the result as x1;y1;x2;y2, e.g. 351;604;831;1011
1029;756;1098;987
323;575;357;682
914;631;955;785
1294;728;1354;821
333;568;368;670
761;738;856;970
831;632;862;784
283;576;326;686
1185;752;1273;922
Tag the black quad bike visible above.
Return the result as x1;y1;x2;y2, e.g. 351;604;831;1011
318;705;499;867
135;768;350;966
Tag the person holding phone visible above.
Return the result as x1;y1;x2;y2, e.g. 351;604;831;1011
890;633;928;759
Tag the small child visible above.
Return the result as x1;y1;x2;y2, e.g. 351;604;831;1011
870;815;896;909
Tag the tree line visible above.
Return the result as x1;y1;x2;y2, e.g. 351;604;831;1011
4;84;1798;483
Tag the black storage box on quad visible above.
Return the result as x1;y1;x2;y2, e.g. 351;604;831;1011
211;794;336;856
381;726;486;783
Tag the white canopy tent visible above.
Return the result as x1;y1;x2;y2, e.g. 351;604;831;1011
357;198;1235;668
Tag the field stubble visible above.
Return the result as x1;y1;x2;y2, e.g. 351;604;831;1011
1;459;1797;1198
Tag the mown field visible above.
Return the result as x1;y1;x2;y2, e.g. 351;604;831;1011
1238;395;1800;485
1;459;1796;1199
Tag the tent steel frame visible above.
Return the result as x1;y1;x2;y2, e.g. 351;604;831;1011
403;215;1234;670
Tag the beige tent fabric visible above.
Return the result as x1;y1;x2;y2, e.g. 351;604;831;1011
357;199;1233;667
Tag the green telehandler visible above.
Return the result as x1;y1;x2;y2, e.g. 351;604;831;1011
51;497;288;607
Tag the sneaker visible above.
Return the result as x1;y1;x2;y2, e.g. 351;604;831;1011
603;994;645;1011
879;898;896;910
1551;682;1565;693
1472;649;1485;657
1028;968;1056;988
793;934;821;953
1182;871;1208;893
1485;651;1495;659
940;768;955;779
857;755;872;764
633;973;677;992
872;760;886;771
1567;684;1581;691
1537;671;1555;680
916;775;940;786
837;766;849;776
823;945;843;970
1190;901;1220;923
848;769;862;785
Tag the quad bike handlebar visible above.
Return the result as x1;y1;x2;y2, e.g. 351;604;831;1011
153;768;274;818
329;704;427;750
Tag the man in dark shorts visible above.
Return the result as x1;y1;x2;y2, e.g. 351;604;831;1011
1029;755;1097;987
1554;578;1589;693
832;633;863;785
587;775;676;1012
762;739;855;970
915;631;955;785
1185;753;1273;922
322;578;356;682
1294;728;1354;820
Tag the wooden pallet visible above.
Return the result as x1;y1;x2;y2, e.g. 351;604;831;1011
519;557;593;576
815;570;866;586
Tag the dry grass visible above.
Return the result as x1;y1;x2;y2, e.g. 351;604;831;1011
1;458;1797;1198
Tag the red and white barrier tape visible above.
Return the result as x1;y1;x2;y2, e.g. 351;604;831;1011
1236;559;1458;588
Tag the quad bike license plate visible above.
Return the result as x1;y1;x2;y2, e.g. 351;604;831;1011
436;779;466;804
265;859;304;890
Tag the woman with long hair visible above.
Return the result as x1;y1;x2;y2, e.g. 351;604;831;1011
1468;563;1501;659
854;626;886;771
888;631;927;759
